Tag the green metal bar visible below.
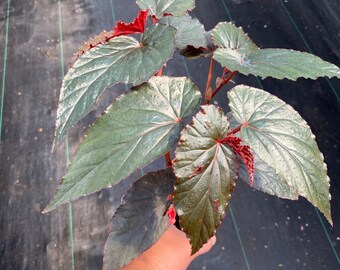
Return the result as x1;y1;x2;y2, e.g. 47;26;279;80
58;1;75;269
229;206;251;270
109;0;116;24
0;0;11;142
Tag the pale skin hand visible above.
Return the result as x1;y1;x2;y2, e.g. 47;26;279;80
120;225;216;270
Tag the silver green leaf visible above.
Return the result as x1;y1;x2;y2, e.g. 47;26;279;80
239;152;298;200
103;169;176;270
44;76;201;212
136;0;195;18
228;85;332;224
159;14;208;50
213;22;257;54
54;24;176;145
174;105;238;254
228;112;298;199
213;22;340;80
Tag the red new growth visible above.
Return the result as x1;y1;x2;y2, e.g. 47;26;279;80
221;135;254;186
167;204;176;225
112;9;149;37
72;10;149;63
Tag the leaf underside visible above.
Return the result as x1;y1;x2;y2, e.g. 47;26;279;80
44;76;201;212
228;85;332;224
136;0;195;18
103;169;176;270
174;105;238;254
213;22;340;80
54;24;176;145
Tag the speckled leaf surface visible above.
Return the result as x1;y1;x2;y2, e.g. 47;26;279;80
228;85;332;224
213;22;340;80
136;0;195;18
239;152;298;200
159;14;208;50
44;76;201;212
54;24;176;145
228;112;298;199
174;105;238;254
103;169;176;270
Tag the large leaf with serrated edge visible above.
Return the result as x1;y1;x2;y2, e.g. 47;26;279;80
103;169;176;270
159;14;208;50
174;105;238;254
54;24;176;145
136;0;195;19
44;76;201;212
228;112;298;199
228;85;332;224
213;22;340;80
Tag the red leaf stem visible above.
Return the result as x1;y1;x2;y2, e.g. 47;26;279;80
205;55;215;104
165;152;172;168
211;71;237;99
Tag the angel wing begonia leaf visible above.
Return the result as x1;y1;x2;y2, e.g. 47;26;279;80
213;22;340;80
44;76;201;213
228;85;332;224
103;169;176;270
54;24;176;145
174;105;238;254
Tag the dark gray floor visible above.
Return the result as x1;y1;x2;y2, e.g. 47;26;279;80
0;0;339;269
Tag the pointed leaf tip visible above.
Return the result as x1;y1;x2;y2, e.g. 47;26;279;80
213;22;340;80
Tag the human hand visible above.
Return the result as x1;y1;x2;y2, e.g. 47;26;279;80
120;225;216;270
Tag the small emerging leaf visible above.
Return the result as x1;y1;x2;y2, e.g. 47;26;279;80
228;85;332;224
73;9;149;61
213;22;340;80
54;24;176;145
112;9;149;37
174;105;238;254
103;169;176;270
44;76;201;212
136;0;195;19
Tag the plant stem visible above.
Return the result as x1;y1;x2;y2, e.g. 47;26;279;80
165;152;172;167
156;68;163;76
227;124;242;136
211;70;237;99
205;55;215;104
